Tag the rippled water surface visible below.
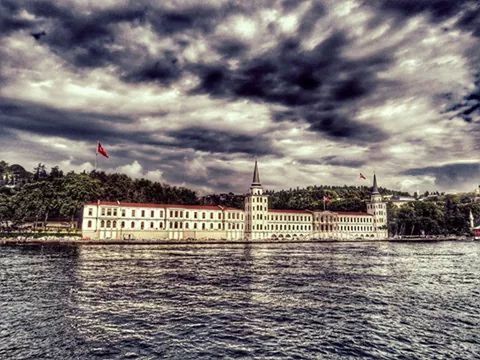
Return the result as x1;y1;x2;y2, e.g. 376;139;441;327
1;242;479;359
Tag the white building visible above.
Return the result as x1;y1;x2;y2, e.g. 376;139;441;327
82;161;388;241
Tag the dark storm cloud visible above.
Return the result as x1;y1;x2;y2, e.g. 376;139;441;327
372;1;480;124
122;58;181;85
375;0;472;21
403;162;480;188
447;73;480;122
0;1;34;34
214;38;248;58
0;1;234;72
166;127;274;155
0;97;274;157
0;97;133;142
299;156;367;168
194;32;390;143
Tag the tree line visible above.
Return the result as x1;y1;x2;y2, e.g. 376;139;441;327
0;160;477;235
0;162;197;229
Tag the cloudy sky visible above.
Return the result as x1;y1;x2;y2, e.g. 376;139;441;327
1;0;480;194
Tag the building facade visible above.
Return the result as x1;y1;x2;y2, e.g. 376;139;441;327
82;161;388;240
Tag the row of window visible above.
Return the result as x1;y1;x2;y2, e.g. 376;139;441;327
89;220;244;231
339;217;372;223
340;225;374;232
251;205;267;211
315;216;337;222
90;207;244;220
249;197;268;203
316;225;336;231
89;221;374;233
314;225;375;232
251;224;311;231
264;214;311;222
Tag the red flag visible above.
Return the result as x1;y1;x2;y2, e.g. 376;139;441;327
359;173;367;180
97;142;109;158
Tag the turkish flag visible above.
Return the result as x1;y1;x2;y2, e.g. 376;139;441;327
97;142;109;158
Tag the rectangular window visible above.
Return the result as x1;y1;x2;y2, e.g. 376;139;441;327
101;208;106;216
141;210;145;217
88;208;93;216
87;220;92;228
210;213;213;219
121;209;126;217
180;211;183;218
151;210;154;217
132;210;136;217
186;212;189;218
194;212;197;219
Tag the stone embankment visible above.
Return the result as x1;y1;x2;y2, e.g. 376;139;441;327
0;236;474;246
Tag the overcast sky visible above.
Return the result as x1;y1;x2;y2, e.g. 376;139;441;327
1;0;480;194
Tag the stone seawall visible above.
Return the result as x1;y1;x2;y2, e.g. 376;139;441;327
1;237;472;246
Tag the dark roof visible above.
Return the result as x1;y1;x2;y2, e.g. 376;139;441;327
252;159;261;186
269;209;312;214
372;174;379;194
85;201;242;211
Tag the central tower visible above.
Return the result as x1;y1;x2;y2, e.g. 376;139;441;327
366;174;388;239
245;160;269;240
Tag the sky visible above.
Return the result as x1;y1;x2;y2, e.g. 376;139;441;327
1;0;480;195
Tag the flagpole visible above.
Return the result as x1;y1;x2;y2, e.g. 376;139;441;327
95;140;98;171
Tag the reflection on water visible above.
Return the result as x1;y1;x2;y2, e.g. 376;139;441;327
1;242;479;359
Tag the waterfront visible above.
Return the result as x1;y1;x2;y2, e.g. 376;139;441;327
0;242;479;359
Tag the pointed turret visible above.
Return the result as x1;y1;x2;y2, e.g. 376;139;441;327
252;159;261;187
372;173;379;195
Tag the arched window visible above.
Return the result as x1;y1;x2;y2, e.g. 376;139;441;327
131;221;135;228
112;220;117;228
106;220;111;228
121;221;125;228
87;220;92;228
141;222;145;230
150;222;154;229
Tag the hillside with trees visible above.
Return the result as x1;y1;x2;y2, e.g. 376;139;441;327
0;160;477;236
0;161;197;230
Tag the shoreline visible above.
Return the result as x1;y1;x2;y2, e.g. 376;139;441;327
0;237;475;246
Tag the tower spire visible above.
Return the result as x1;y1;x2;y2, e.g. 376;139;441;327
372;173;379;194
252;159;261;186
